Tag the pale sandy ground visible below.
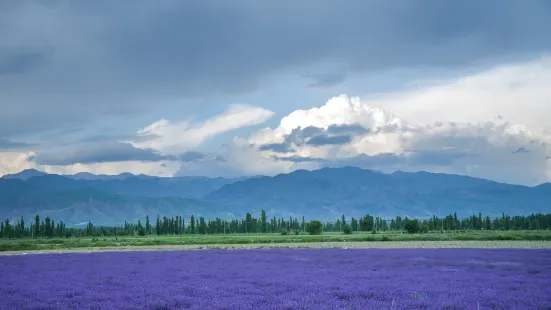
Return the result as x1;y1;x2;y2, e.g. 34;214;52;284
1;241;550;256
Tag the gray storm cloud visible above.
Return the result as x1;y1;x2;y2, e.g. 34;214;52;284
1;0;551;135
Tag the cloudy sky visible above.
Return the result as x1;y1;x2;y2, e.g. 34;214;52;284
1;0;551;185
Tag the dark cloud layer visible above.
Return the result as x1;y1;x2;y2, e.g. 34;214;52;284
0;138;34;151
259;124;371;151
0;50;45;75
259;143;296;153
1;0;550;136
326;124;370;135
274;153;406;168
31;142;170;165
512;147;530;154
306;73;347;88
406;148;471;166
274;148;473;169
179;151;206;162
306;135;352;146
274;156;325;163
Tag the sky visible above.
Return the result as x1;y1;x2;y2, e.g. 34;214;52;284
1;0;551;185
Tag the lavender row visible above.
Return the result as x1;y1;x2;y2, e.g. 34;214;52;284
1;248;550;309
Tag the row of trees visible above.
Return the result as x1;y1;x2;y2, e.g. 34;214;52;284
1;212;550;239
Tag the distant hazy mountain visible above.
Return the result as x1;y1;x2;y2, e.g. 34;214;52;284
1;167;549;225
203;167;551;219
0;188;233;226
0;173;249;199
0;172;250;225
1;169;47;181
67;172;137;180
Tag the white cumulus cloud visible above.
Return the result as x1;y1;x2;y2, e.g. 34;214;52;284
178;57;551;185
3;57;551;185
0;151;180;178
132;104;274;155
373;56;551;132
0;152;37;176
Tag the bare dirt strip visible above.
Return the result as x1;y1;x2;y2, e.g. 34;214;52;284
1;240;550;256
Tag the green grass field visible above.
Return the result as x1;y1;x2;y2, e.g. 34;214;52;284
1;230;550;252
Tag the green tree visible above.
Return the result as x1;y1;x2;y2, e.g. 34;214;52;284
260;210;267;233
404;219;420;234
3;219;10;239
190;215;196;234
335;219;341;231
360;214;374;231
485;216;492;230
421;220;429;233
478;213;483;230
156;215;161;235
199;217;207;234
351;217;358;232
306;220;323;235
342;224;352;234
34;215;40;238
145;216;151;235
19;216;25;238
86;221;94;236
245;213;253;233
44;217;52;238
137;220;145;236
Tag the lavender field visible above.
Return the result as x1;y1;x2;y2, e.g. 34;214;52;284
1;249;550;309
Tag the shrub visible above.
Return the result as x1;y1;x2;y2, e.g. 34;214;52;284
294;230;300;235
404;219;420;234
306;220;323;235
342;224;352;234
280;229;289;235
421;222;429;233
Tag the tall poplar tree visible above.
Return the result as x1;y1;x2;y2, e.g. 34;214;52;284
145;216;150;235
260;210;267;233
190;215;196;234
34;215;40;238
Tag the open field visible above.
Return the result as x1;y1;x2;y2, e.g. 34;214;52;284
1;248;550;309
0;240;550;256
1;230;550;252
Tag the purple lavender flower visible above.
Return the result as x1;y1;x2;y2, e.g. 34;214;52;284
1;249;550;309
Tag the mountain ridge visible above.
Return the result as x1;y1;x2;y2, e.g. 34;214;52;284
203;166;550;218
1;167;550;225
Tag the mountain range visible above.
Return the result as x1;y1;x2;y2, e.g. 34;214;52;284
1;167;549;226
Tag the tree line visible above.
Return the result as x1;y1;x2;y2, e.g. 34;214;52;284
1;211;550;239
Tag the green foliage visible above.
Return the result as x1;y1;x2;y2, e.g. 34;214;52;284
137;220;145;236
2;211;551;244
404;219;420;234
307;220;323;235
359;215;374;231
421;222;429;233
342;224;352;234
0;230;550;251
260;210;268;233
